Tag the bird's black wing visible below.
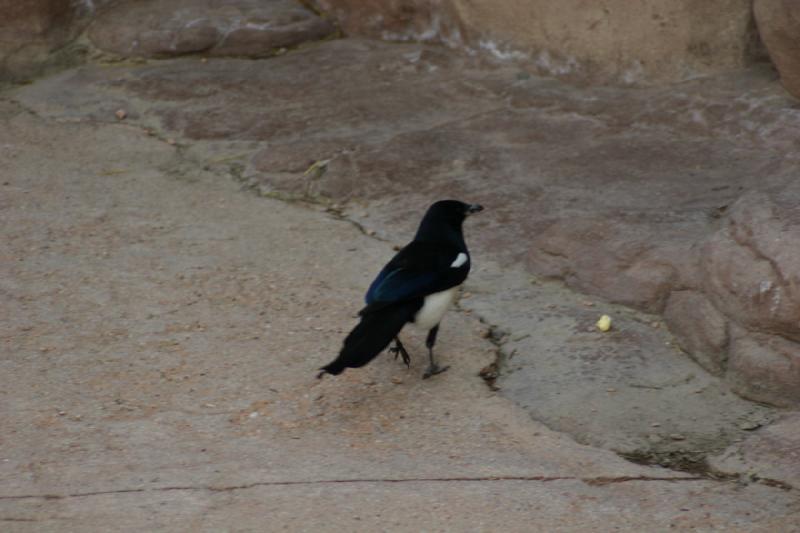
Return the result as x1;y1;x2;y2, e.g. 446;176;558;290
361;241;469;315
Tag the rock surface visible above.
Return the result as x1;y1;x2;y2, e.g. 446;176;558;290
88;0;335;59
664;290;729;375
755;0;800;99
11;38;799;466
702;189;800;343
0;0;86;80
461;266;775;468
312;0;761;84
710;412;800;489
4;28;800;527
727;331;800;407
3;96;798;529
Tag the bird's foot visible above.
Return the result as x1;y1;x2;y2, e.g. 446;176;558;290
389;345;411;367
422;364;449;379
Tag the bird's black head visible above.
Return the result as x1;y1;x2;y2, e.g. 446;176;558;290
427;200;484;221
415;200;483;244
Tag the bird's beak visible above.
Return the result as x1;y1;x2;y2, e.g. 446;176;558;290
466;204;484;215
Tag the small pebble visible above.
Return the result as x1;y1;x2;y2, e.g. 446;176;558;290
669;434;686;441
115;109;127;120
651;422;661;427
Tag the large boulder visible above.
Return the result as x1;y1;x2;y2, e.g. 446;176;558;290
702;190;800;343
88;0;335;59
311;0;759;84
754;0;800;100
727;331;800;407
690;186;800;406
0;0;86;80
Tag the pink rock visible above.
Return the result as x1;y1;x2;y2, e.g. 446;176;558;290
727;331;800;407
710;412;800;488
89;0;335;59
702;191;800;342
528;217;680;313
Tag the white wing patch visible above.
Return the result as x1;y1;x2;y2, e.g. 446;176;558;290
450;252;468;268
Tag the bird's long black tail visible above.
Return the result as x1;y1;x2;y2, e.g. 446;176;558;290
318;301;419;378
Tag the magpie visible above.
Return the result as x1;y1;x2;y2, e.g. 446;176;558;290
318;200;483;379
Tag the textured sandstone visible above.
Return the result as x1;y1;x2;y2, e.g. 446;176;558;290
312;0;759;83
89;0;335;59
702;190;800;343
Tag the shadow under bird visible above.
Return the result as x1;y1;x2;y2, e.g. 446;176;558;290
318;200;483;379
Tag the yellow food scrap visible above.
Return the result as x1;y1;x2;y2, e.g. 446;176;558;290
303;159;330;177
596;314;612;332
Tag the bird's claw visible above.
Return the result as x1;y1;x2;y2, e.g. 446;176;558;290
422;364;449;379
389;345;411;367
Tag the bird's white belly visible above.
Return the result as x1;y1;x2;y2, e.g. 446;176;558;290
413;286;459;330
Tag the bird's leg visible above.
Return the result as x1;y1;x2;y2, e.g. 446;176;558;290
423;325;449;379
389;337;411;367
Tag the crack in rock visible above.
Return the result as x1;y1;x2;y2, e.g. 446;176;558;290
0;474;707;501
